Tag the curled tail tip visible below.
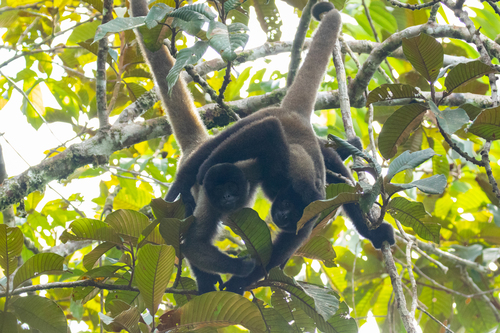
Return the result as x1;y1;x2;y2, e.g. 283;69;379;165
312;2;336;21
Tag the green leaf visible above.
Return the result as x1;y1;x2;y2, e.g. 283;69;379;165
226;208;273;267
0;225;23;277
0;312;18;333
145;3;174;29
297;192;361;231
60;218;122;244
94;17;146;42
81;0;103;12
208;21;249;62
100;306;141;333
445;60;495;93
150;197;186;220
161;291;267;332
172;17;206;36
327;134;381;176
369;1;397;33
158;217;193;257
13;253;65;289
387;197;440;242
387;174;447;195
378;104;427;159
12;295;68;333
429;102;470;135
166;41;209;93
386;149;436;182
366;84;422;106
402;33;443;82
82;242;115;271
468;105;500;140
225;0;247;13
170;3;217;21
360;177;382;213
296;236;337;267
67;20;101;45
253;0;282;41
461;103;483;121
265;270;356;332
135;244;175;315
105;209;150;244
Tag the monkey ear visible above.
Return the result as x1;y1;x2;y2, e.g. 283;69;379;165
312;1;335;21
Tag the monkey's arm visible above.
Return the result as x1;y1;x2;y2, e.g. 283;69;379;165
320;138;395;249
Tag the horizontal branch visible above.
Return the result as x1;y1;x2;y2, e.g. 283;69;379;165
0;279;196;297
0;117;171;210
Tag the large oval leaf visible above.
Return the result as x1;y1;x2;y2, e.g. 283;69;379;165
106;209;150;244
387;197;440;242
12;295;68;333
378;104;427;159
468;105;500;140
13;253;65;289
386;149;436;182
135;244;175;315
445;60;495;93
226;208;273;267
366;84;422;106
0;225;23;277
60;218;122;245
402;33;443;82
157;291;266;332
296;236;337;267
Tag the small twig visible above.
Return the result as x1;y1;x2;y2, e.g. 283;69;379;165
382;242;417;332
437;123;484;166
385;0;440;10
428;3;441;22
0;71;63;145
218;61;232;105
171;261;183;289
287;0;317;87
30;13;100;49
105;165;171;187
96;0;114;130
185;64;220;102
461;267;500;322
101;185;121;220
481;141;500;199
403;234;490;274
417;306;454;332
406;241;418;317
17;17;40;46
352;242;359;322
0;3;42;13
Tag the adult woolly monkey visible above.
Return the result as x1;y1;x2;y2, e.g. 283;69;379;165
130;0;260;294
165;2;354;295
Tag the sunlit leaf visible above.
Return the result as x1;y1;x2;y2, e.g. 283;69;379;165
386;174;447;195
387;197;440;242
468;105;500;140
82;242;115;270
60;218;122;245
226;208;272;267
296;236;337;267
445;60;495;93
386;149;435;182
13;253;65;288
157;291;266;332
0;225;23;277
94;17;146;42
378;104;427;159
135;244;175;315
166;41;209;93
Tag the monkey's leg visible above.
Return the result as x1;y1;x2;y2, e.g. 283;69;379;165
181;191;256;277
189;265;222;294
223;218;317;295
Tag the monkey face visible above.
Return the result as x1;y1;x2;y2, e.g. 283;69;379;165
271;185;307;232
203;163;249;212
